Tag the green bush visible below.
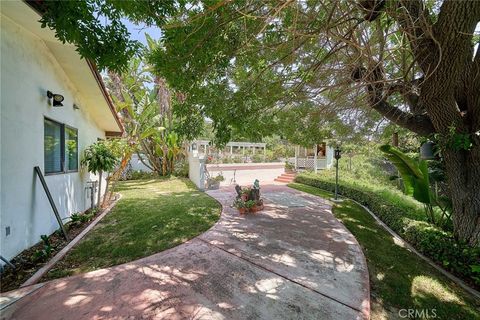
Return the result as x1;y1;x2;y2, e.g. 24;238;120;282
128;170;157;180
232;156;244;163
295;174;480;287
173;160;189;177
251;154;264;163
222;156;233;164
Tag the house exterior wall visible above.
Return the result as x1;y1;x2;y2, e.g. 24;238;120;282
0;15;107;260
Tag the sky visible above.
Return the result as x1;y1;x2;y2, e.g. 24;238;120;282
122;19;162;45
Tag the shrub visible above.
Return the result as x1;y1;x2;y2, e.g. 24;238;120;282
127;170;157;180
32;235;53;262
252;154;264;163
213;174;225;182
222;156;233;164
285;161;295;171
70;213;82;225
232;156;244;164
173;160;189;177
295;173;480;287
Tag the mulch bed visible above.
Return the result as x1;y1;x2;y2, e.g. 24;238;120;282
0;205;110;293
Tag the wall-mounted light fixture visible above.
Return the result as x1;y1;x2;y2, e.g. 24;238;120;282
47;90;64;107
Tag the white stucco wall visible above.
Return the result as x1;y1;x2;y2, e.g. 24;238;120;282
0;15;108;260
326;146;334;169
129;154;153;172
188;152;205;190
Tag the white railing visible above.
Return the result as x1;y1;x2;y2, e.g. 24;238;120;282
316;158;327;169
296;157;327;170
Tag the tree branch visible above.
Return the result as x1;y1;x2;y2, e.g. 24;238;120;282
385;79;423;115
394;0;437;74
136;152;154;171
371;99;434;136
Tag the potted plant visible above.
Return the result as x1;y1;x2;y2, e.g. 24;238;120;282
241;187;251;201
233;198;247;214
245;200;257;213
285;161;295;173
207;174;225;189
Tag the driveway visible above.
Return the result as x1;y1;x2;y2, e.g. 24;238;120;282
206;163;284;186
2;185;369;320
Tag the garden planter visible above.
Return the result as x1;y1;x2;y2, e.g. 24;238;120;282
208;181;220;190
234;183;263;215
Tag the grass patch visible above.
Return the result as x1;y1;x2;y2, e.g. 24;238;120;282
289;183;480;320
44;177;220;280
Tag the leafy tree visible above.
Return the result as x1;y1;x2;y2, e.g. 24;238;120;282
150;1;480;246
81;141;118;208
34;0;180;72
39;1;480;245
104;36;184;176
100;138;134;206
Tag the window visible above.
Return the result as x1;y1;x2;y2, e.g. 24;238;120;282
44;119;63;174
44;118;78;174
65;127;78;171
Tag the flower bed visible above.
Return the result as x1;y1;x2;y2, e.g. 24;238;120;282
0;207;104;292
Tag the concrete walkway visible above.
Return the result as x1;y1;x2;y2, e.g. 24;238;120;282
2;185;369;320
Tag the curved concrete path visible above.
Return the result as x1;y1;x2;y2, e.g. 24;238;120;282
2;185;369;320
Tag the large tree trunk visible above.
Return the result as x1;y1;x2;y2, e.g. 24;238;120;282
359;1;480;246
443;145;480;246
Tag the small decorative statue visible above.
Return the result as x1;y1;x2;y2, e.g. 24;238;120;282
232;180;264;214
235;184;242;199
252;179;260;201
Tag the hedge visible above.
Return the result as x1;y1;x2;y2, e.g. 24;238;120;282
295;174;480;288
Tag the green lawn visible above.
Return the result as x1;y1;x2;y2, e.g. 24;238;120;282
289;183;480;320
45;178;221;280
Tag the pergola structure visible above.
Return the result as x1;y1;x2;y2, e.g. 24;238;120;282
190;140;267;161
287;143;334;172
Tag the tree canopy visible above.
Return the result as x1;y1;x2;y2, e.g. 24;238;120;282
38;0;480;245
35;0;180;72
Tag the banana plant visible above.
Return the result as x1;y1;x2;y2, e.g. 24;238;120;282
380;144;445;225
166;132;183;173
106;48;184;177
